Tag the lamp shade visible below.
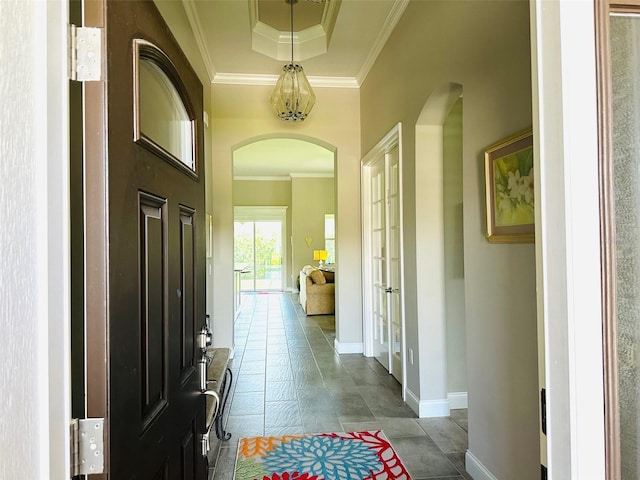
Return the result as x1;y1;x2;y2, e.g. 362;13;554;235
313;250;328;261
270;63;316;122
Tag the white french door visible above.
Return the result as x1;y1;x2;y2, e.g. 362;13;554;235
387;147;402;378
371;157;390;370
362;126;404;386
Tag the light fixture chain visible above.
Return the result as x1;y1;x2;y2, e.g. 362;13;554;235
290;0;294;64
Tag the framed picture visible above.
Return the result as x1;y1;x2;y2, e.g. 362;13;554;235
484;129;534;243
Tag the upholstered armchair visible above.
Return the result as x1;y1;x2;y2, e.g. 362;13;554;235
298;265;335;315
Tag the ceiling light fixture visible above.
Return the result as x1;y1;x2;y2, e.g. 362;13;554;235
269;0;316;122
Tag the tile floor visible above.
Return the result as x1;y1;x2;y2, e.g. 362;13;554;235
208;292;471;480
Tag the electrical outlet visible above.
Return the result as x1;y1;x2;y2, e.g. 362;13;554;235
408;348;414;365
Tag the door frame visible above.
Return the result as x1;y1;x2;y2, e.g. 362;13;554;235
361;123;406;398
531;0;606;477
44;0;72;477
82;4;110;475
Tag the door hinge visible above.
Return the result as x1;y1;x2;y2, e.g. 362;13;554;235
69;25;102;82
70;418;105;477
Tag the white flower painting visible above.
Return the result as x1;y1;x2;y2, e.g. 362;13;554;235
484;130;535;243
493;147;534;227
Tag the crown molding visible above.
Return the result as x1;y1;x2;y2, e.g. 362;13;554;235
356;0;409;85
213;72;359;88
309;76;359;88
234;176;293;181
181;0;216;82
234;174;333;181
289;173;334;178
213;73;278;86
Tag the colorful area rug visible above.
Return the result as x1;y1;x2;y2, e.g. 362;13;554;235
234;430;411;480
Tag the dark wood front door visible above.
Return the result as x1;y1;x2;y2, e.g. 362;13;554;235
81;1;206;478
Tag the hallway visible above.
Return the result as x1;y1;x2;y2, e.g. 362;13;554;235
209;293;470;479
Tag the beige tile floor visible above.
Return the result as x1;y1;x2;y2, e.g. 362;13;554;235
208;292;470;480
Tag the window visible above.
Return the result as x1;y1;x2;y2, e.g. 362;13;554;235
325;214;335;264
133;39;196;177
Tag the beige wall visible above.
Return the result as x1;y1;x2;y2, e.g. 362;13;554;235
233;180;293;289
361;1;538;478
291;177;335;277
233;179;292;206
210;84;361;349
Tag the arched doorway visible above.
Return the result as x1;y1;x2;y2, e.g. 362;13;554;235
232;135;337;314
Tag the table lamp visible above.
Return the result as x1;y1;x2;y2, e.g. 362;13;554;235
313;249;328;266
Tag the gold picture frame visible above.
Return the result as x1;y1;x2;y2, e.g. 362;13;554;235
484;129;534;243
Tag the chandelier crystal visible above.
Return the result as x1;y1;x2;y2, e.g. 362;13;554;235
269;0;316;122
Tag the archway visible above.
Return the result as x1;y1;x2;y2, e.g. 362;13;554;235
412;82;467;416
231;134;338;317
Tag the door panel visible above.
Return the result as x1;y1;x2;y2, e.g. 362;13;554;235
83;0;206;478
388;147;402;381
369;150;403;382
371;159;390;370
139;195;168;430
180;208;196;380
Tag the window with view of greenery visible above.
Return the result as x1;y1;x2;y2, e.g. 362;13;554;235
325;214;335;264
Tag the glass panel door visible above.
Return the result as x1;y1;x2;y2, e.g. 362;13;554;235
387;147;403;382
371;158;389;370
234;220;283;292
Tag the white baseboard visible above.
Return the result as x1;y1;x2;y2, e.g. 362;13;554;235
447;391;468;409
405;388;421;415
466;450;499;480
405;388;450;417
333;339;363;354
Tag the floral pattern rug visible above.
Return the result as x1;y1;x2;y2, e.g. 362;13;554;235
234;430;411;480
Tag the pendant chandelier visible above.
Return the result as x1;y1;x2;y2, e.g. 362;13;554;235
269;0;316;122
